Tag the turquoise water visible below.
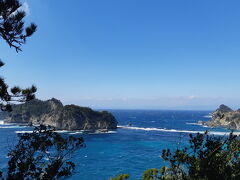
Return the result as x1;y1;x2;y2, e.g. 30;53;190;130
0;110;238;180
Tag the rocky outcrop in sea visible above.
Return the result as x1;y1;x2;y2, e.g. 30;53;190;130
199;104;240;129
2;98;118;131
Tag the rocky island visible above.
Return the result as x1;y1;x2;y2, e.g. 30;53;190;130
1;98;118;131
199;104;240;129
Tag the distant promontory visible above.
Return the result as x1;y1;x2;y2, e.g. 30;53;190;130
199;104;240;129
2;98;118;131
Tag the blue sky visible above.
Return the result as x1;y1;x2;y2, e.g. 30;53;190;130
1;0;240;110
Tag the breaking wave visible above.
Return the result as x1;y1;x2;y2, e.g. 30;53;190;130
88;131;117;134
185;122;201;125
15;130;117;134
0;125;27;129
9;124;240;136
118;125;240;136
15;130;32;134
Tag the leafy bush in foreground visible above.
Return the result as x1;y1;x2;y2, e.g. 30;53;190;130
0;125;85;180
111;131;240;180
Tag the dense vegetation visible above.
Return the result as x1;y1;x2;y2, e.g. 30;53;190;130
0;0;37;111
110;132;240;180
0;125;85;179
4;98;117;130
8;99;62;123
0;1;86;179
0;1;239;180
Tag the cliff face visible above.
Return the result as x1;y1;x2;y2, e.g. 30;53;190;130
5;98;118;131
201;104;240;129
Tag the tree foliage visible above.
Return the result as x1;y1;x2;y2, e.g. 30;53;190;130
109;174;130;180
0;1;86;179
0;0;37;111
0;0;36;52
1;125;85;180
112;132;240;180
142;168;158;180
160;132;240;180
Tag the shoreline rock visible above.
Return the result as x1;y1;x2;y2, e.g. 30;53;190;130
2;98;118;131
198;104;240;129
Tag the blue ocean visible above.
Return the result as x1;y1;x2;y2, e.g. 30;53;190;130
0;110;239;180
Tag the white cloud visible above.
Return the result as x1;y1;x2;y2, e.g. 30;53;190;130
188;95;197;100
20;1;30;15
49;95;240;110
10;1;30;16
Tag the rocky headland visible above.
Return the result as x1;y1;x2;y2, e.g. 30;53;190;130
1;98;118;131
198;104;240;129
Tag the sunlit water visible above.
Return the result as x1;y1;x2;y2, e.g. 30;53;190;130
0;110;239;180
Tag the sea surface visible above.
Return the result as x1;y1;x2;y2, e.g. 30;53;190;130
0;110;239;180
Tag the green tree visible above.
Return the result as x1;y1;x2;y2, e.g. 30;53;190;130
111;132;240;180
160;132;240;180
0;0;37;111
0;125;85;179
109;174;130;180
142;168;158;180
0;2;86;179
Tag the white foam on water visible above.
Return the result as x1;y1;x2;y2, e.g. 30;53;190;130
15;130;117;134
186;122;212;129
0;120;28;127
0;125;27;129
88;131;117;134
55;130;71;133
15;130;33;134
69;131;84;135
204;115;212;118
0;121;12;125
16;130;72;134
15;130;68;134
117;125;240;136
186;122;201;125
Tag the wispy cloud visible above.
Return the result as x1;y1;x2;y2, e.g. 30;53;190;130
61;96;240;110
20;1;30;15
188;95;198;100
